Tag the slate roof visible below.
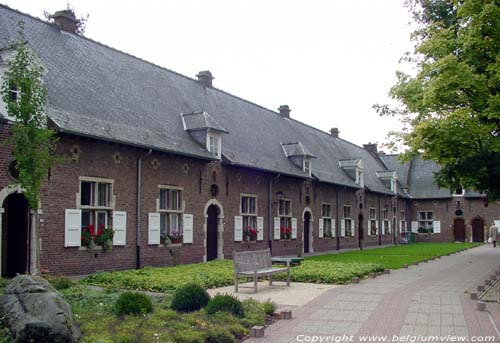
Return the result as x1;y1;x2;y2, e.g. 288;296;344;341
0;5;404;195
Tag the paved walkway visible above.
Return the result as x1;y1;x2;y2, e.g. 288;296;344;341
247;245;500;342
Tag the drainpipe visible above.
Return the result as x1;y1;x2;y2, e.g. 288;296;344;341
268;174;280;255
136;149;152;269
378;196;382;246
336;188;340;250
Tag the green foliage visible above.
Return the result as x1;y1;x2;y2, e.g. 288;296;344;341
0;327;13;343
262;301;276;316
170;283;210;312
206;328;236;343
114;292;153;316
43;275;74;290
206;294;244;318
375;0;500;199
0;22;59;209
240;299;267;327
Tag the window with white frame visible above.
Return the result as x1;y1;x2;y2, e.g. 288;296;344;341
400;211;407;232
322;203;333;237
207;133;221;158
452;188;465;196
355;169;364;187
343;205;353;236
241;195;257;241
304;158;311;176
8;80;19;103
279;199;292;239
383;209;390;235
80;179;113;232
418;211;434;233
391;179;397;192
369;207;378;235
159;187;183;244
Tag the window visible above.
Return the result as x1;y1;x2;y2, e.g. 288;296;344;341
453;188;465;196
159;187;183;243
80;179;113;233
383;209;390;235
418;211;434;233
400;211;407;232
355;169;364;187
322;203;333;237
241;195;257;241
343;205;353;236
279;199;292;239
207;133;221;158
391;179;397;192
369;207;378;235
304;158;311;176
8;81;19;102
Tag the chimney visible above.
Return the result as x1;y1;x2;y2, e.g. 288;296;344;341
196;70;214;88
363;143;378;155
50;9;79;34
278;105;291;118
330;128;339;138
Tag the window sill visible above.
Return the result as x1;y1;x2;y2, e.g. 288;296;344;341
320;237;336;239
239;240;258;243
158;243;183;247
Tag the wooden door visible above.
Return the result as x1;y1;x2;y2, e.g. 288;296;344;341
3;193;29;277
472;218;484;242
206;205;218;261
303;212;311;254
454;218;465;242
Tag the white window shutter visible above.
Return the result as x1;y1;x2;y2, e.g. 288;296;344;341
352;219;356;236
65;209;82;247
433;220;441;234
257;217;264;241
148;213;160;245
274;217;280;240
367;220;371;236
388;220;392;234
112;211;127;246
318;218;324;238
340;219;346;237
183;214;193;243
400;221;404;232
291;218;297;239
332;220;336;237
411;221;418;233
234;216;243;242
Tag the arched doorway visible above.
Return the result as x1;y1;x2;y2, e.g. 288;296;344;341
454;218;465;242
2;193;30;277
303;211;311;254
472;218;485;242
206;204;219;261
358;214;364;249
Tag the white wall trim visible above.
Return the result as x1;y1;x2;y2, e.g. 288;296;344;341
202;198;225;262
302;207;314;254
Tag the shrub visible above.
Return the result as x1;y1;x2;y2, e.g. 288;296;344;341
115;292;153;316
206;294;244;317
170;283;209;312
206;328;235;343
172;330;205;343
44;275;74;290
262;301;276;316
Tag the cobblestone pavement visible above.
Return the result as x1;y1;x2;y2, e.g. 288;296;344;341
247;245;500;342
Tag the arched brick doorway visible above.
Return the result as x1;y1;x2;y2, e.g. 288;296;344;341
472;218;484;243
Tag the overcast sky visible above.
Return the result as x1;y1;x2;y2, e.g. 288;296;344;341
3;0;414;149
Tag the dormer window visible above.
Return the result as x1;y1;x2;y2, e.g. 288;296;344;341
391;178;397;193
452;188;465;196
303;158;311;176
376;171;397;194
207;132;221;158
355;169;364;187
8;81;18;102
339;158;363;187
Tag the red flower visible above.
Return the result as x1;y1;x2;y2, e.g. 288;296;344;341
88;224;95;236
97;229;103;236
99;224;105;230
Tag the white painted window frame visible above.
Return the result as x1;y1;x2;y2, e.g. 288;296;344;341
157;185;185;240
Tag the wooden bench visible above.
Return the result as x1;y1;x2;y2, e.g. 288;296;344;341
233;249;290;293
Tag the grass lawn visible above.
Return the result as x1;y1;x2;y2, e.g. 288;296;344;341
306;242;481;269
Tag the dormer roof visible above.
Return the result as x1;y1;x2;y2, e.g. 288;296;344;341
181;111;228;133
281;141;316;158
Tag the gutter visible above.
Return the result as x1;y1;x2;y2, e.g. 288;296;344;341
136;148;152;269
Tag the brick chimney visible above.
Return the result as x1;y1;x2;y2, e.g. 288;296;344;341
196;70;214;88
330;128;339;138
278;105;291;118
363;143;378;155
50;9;79;34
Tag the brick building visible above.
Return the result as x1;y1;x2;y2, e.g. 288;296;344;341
0;5;498;276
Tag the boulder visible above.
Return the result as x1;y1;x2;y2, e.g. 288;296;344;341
0;275;80;343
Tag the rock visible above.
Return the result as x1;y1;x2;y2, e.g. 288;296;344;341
0;275;80;343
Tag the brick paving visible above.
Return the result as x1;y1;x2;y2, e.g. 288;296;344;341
247;245;500;343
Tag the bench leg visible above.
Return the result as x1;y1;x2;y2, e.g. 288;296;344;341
287;269;290;286
254;273;258;293
234;274;239;293
269;275;273;286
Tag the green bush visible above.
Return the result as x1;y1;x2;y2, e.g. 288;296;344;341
262;301;276;316
206;294;244;317
172;330;205;343
44;275;74;290
115;292;153;316
170;283;209;312
206;328;235;343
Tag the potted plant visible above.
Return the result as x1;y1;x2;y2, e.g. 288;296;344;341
168;229;183;244
160;233;171;245
81;224;114;251
280;226;292;239
243;227;257;241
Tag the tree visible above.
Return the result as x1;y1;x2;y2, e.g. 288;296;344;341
1;22;59;209
375;0;500;199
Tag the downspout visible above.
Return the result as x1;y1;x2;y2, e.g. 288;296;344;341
268;174;281;255
136;149;152;269
378;196;382;246
336;188;340;250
